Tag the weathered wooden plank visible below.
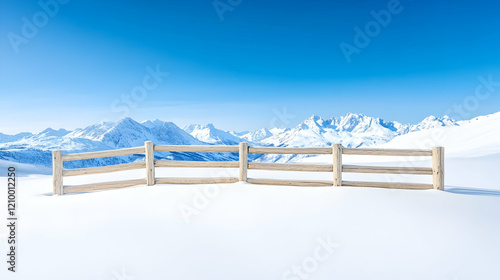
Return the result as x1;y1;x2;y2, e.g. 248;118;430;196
342;165;433;175
63;162;146;177
248;147;332;154
342;148;432;156
432;147;445;190
155;160;239;168
52;151;63;195
248;162;332;172
239;142;248;182
155;177;238;184
341;181;433;189
332;144;342;186
154;145;239;153
145;141;155;186
61;147;145;161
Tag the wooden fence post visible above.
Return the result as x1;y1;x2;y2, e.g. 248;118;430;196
239;142;248;182
332;144;342;186
145;141;155;186
432;147;444;190
52;150;63;195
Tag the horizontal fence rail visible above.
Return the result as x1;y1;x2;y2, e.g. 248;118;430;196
154;145;239;153
248;162;333;172
52;142;444;195
248;147;332;154
155;160;239;168
61;147;146;161
341;148;433;156
62;162;147;177
342;165;433;175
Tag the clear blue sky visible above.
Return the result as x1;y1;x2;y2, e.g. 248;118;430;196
1;0;500;133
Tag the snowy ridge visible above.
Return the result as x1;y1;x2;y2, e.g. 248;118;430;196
0;118;236;168
256;113;459;162
379;111;500;158
0;112;467;169
183;123;243;145
237;128;274;143
408;115;458;132
0;132;33;143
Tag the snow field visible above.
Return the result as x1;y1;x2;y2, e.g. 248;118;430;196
1;152;499;280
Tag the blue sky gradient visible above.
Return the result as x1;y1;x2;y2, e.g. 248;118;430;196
1;0;500;133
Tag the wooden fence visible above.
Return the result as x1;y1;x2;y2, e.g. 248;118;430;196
52;142;444;195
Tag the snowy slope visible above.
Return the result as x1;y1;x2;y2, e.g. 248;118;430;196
380;112;500;157
408;115;458;132
299;112;500;165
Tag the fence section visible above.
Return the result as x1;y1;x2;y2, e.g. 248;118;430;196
52;142;444;195
246;146;337;187
337;146;442;190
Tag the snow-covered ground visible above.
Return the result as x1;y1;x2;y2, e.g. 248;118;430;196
1;113;499;280
1;154;499;279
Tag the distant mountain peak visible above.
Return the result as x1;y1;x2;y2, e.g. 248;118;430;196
182;123;242;145
307;114;322;120
344;112;365;118
206;123;218;130
298;114;325;132
35;128;71;138
238;127;273;143
143;118;164;124
116;117;140;126
410;115;458;132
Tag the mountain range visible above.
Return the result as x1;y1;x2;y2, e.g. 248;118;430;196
0;113;463;168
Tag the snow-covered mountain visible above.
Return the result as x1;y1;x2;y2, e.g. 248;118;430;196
408;115;459;132
263;113;459;148
256;113;459;162
0;118;235;168
67;118;203;148
36;128;71;138
183;123;243;145
237;128;274;143
0;112;464;169
0;132;33;143
300;112;500;165
380;112;500;158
